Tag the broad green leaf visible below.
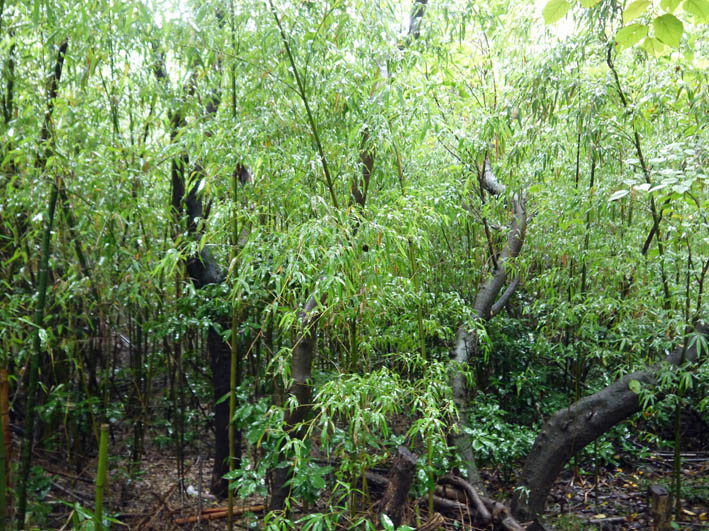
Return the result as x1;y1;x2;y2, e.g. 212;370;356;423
615;23;649;49
579;0;601;7
543;0;571;23
653;13;684;47
682;0;709;21
624;0;651;23
661;0;682;11
628;379;642;394
642;36;667;56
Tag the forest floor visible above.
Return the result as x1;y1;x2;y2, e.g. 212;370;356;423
20;417;709;530
9;410;709;531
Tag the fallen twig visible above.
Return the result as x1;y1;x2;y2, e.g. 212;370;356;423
136;482;178;529
441;473;492;524
174;504;265;525
417;512;445;531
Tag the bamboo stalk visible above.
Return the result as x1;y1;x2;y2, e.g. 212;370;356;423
94;424;109;531
228;308;238;530
15;39;68;529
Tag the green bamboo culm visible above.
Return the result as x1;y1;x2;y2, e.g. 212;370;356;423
227;310;238;531
95;424;110;531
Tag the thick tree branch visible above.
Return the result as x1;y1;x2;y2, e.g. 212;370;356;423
512;321;708;521
407;0;428;41
472;194;527;319
481;153;506;197
490;276;519;317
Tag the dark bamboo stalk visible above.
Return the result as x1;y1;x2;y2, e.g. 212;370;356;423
227;73;243;527
15;40;68;529
0;368;9;529
606;45;670;303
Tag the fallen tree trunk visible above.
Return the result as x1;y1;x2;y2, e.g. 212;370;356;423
511;321;708;521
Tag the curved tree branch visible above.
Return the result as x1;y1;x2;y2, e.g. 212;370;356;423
449;193;527;488
512;321;708;521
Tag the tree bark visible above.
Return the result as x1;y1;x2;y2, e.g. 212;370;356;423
379;446;419;528
268;296;325;512
511;322;708;521
449;193;527;488
153;32;249;496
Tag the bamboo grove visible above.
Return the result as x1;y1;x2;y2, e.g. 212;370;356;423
0;0;707;529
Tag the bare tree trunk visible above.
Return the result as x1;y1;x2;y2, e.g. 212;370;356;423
379;446;419;528
268;296;325;511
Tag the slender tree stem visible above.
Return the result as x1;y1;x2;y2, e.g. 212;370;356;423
606;45;670;303
268;0;339;209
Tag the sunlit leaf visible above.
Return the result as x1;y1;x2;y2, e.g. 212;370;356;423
543;0;572;23
653;13;684;47
623;0;651;23
642;36;667;56
682;0;709;21
616;24;649;49
661;0;682;11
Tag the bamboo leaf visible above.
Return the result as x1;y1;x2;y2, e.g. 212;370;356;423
609;190;630;201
